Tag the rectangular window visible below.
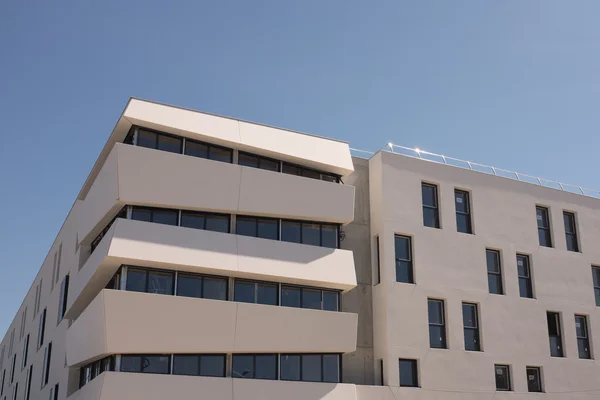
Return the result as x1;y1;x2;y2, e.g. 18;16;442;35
593;267;600;307
279;354;340;383
125;268;175;295
428;299;447;349
280;286;339;311
58;274;69;323
131;206;178;226
236;216;279;240
1;370;5;396
136;128;183;154
486;249;503;295
517;254;534;298
234;280;278;306
281;220;339;248
536;206;552;247
180;210;230;233
11;382;17;400
455;189;472;234
176;273;227;301
232;354;277;380
238;152;280;172
37;309;46;349
422;183;440;228
526;367;542;393
120;355;171;374
375;236;381;285
9;356;15;384
21;334;29;369
24;366;33;400
462;303;480;351
49;383;58;400
563;212;579;252
398;359;418;387
172;354;226;377
281;162;339;183
41;342;52;387
547;312;563;357
575;315;591;359
495;364;511;391
378;359;384;386
395;235;413;284
184;138;232;163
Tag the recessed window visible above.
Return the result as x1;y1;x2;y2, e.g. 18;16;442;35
11;382;17;400
131;206;178;226
236;216;279;240
232;354;277;380
21;334;29;369
563;212;579;252
234;280;278;306
58;274;69;322
279;354;340;383
239;152;280;172
126;268;174;295
1;369;5;396
281;220;338;248
428;299;447;349
41;342;52;387
398;359;418;387
180;210;230;233
527;367;542;393
79;356;115;388
176;273;227;301
120;355;170;374
462;303;480;351
575;315;592;359
455;189;472;234
547;312;564;357
172;355;225;377
281;286;339;311
281;162;339;183
517;254;534;298
486;249;503;295
593;266;600;307
37;308;47;349
536;206;552;247
494;364;511;391
136;128;182;154
395;235;414;284
24;365;33;400
48;383;58;400
184;137;232;163
375;236;381;285
9;355;15;385
422;183;440;228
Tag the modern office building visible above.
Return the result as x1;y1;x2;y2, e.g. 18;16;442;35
1;98;599;400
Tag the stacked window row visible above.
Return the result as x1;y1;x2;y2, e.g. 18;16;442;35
124;126;340;182
421;183;582;252
107;266;340;312
92;206;340;253
79;353;341;389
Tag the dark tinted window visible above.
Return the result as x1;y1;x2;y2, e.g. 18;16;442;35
176;274;202;298
239;152;280;172
120;355;170;374
236;216;278;240
527;367;542;392
209;146;232;162
234;281;255;303
148;270;174;295
575;315;591;359
232;355;277;380
180;212;205;230
302;289;321;310
399;359;418;387
184;138;232;163
173;355;225;377
281;220;338;248
281;286;301;308
321;225;338;248
281;286;338;311
517;254;534;298
126;269;147;293
547;312;563;357
185;140;209;159
462;303;480;351
323;291;339;312
395;235;413;284
136;129;157;149
257;282;278;305
282;163;338;182
455;189;472;234
593;267;600;307
131;207;177;226
302;223;321;246
238;152;259;168
323;354;340;383
203;277;228;300
280;355;300;381
563;212;579;252
495;365;511;391
422;183;440;228
281;221;301;243
206;214;230;233
536;207;552;247
486;249;503;295
428;299;446;349
172;355;199;376
302;355;321;382
234;280;278;305
200;355;226;377
157;134;182;154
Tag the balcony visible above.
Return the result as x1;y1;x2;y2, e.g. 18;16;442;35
70;372;357;400
77;143;355;245
66;290;358;367
66;218;357;319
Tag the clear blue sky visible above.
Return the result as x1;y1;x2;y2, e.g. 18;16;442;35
1;1;599;335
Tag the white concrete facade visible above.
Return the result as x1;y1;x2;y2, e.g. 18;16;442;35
1;99;599;400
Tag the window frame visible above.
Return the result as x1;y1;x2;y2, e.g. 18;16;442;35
593;266;600;307
427;298;447;349
280;219;340;248
494;364;512;391
238;151;281;172
462;302;481;352
563;211;579;252
394;235;414;284
174;271;229;301
516;254;534;299
547;311;564;357
374;236;381;285
180;210;232;233
130;206;179;226
281;161;340;183
536;206;552;247
120;354;172;375
235;215;280;240
454;189;472;234
37;308;47;350
231;354;278;380
279;354;341;383
233;279;280;306
421;182;440;229
41;342;52;388
21;334;29;370
125;267;176;296
172;354;226;378
526;366;543;393
575;314;592;360
486;249;504;295
184;136;233;163
280;284;340;312
57;274;70;323
398;358;419;388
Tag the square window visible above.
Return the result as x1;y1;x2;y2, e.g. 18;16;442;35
398;359;418;387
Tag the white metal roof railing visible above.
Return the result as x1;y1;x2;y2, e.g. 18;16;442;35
350;143;600;199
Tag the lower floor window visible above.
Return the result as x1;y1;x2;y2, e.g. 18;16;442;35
495;364;511;391
280;354;340;383
121;355;170;374
79;356;115;388
172;355;225;377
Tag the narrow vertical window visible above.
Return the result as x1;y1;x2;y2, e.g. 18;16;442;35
398;359;418;387
422;183;440;228
378;359;384;386
547;312;563;357
462;303;480;351
374;236;381;285
21;334;29;369
495;365;511;391
9;355;15;384
527;367;542;393
24;365;33;400
37;309;47;349
11;382;17;400
486;249;503;295
1;369;5;396
42;342;52;387
395;235;414;284
517;254;534;298
536;206;552;247
575;315;592;359
593;266;600;307
58;275;69;323
428;299;446;349
455;189;472;234
563;212;579;252
49;383;59;400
